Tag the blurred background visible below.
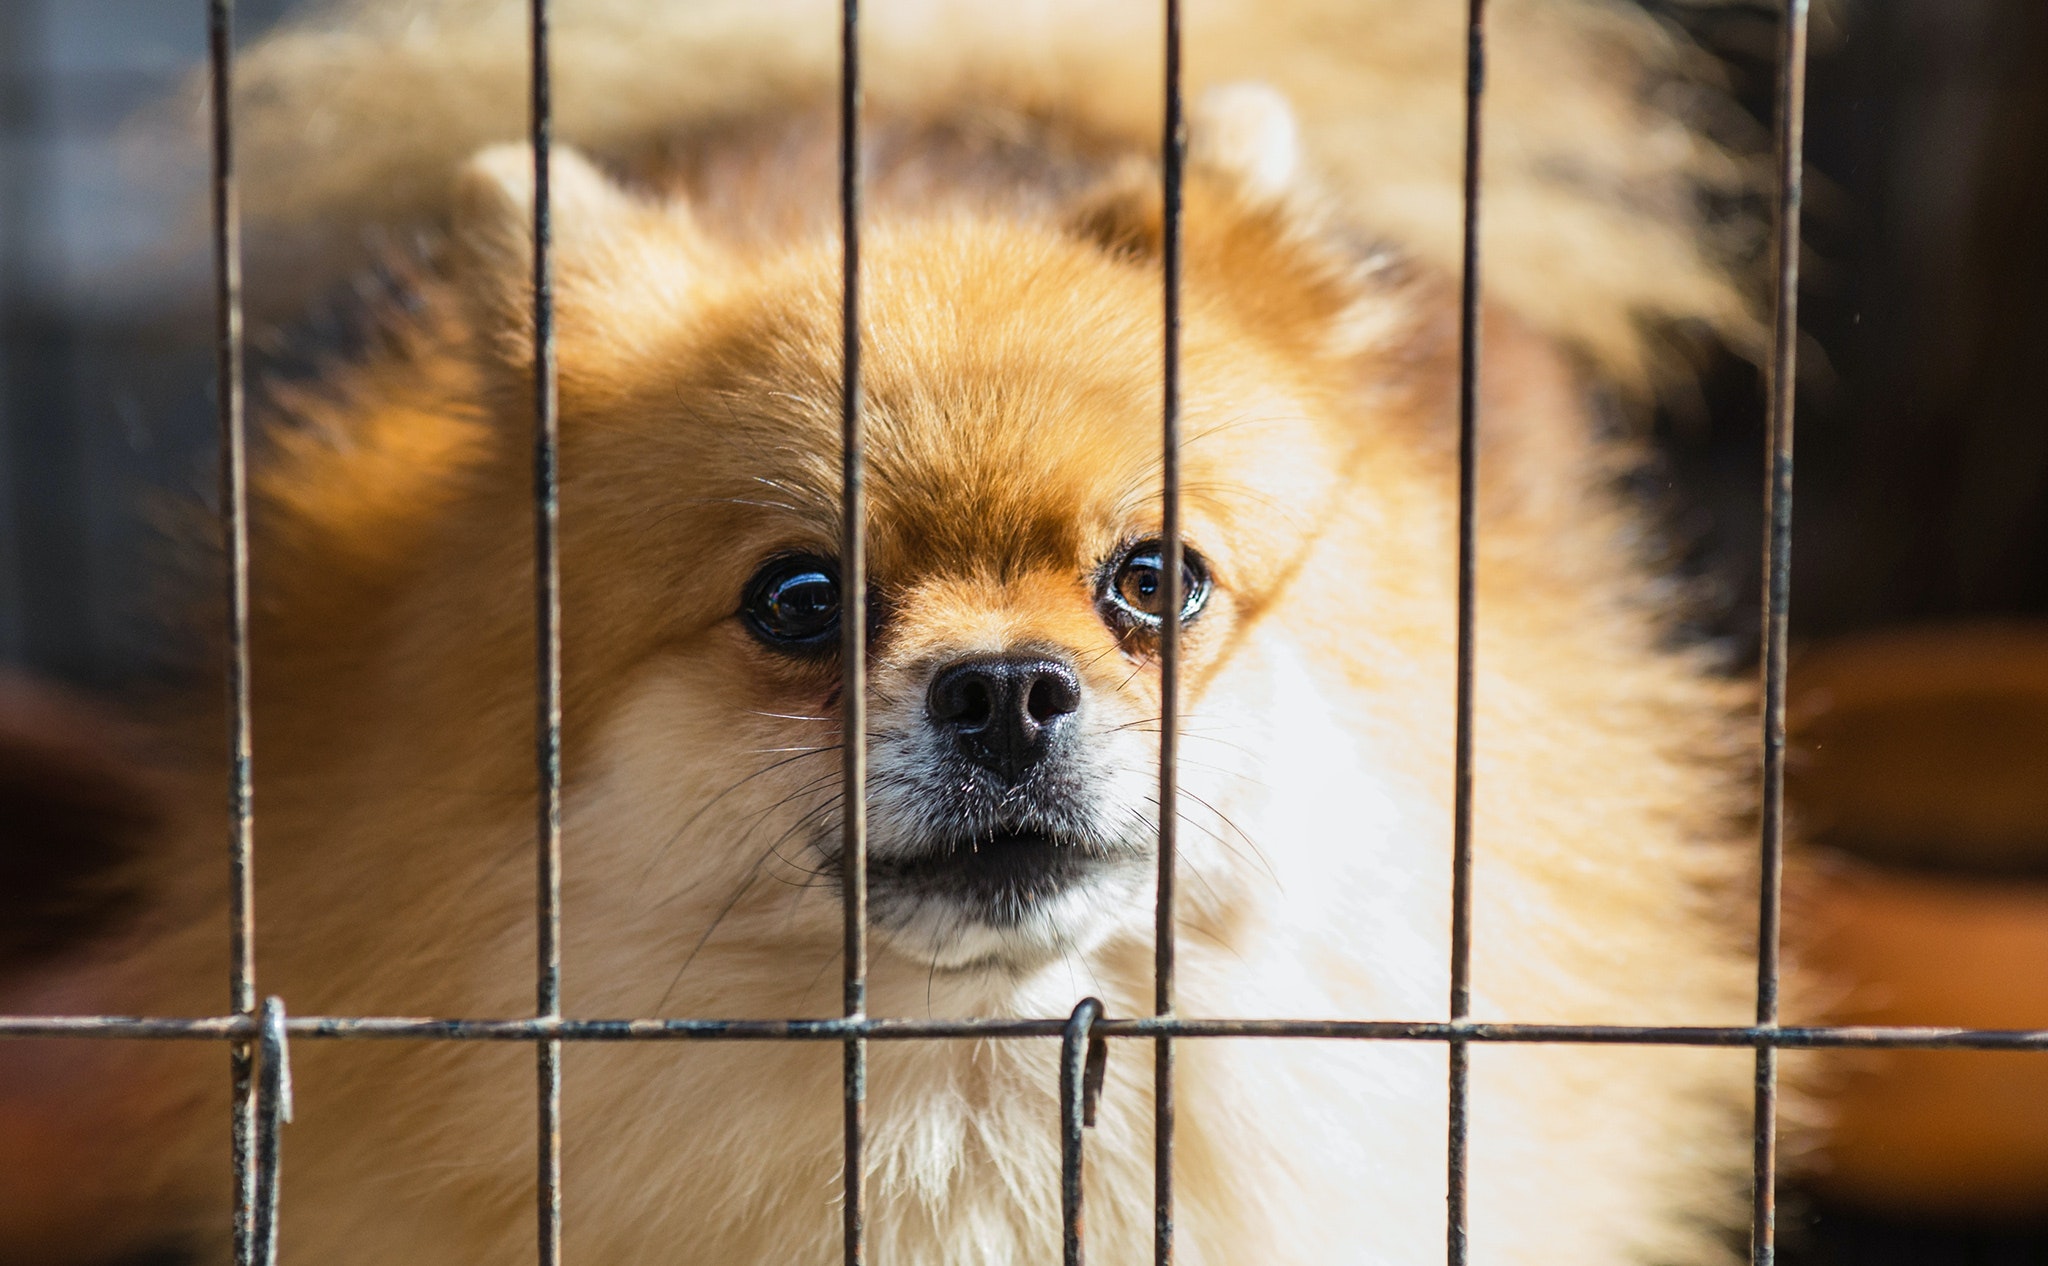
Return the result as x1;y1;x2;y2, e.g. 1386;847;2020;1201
1;0;294;689
3;1;2047;1262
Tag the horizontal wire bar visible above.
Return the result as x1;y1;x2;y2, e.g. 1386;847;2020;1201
12;1015;2048;1049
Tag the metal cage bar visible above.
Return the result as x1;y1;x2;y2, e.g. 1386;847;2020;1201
1447;2;1486;1264
18;1013;2048;1049
1753;3;1811;1264
205;2;259;1262
527;2;566;1263
838;2;870;1263
0;0;1833;1260
1154;2;1186;1263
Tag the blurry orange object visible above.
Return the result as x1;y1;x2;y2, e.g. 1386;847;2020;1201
1789;623;2048;1216
1798;862;2048;1213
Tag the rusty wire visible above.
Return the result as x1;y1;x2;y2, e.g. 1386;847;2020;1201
1060;998;1108;1266
0;1;1827;1262
838;1;870;1262
1753;3;1811;1264
251;997;290;1266
1153;1;1185;1262
13;1014;2048;1049
204;1;258;1262
1447;2;1486;1264
527;1;565;1262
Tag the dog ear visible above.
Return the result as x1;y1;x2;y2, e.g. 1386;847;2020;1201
449;143;704;366
453;142;643;274
1189;82;1301;203
1064;85;1395;365
1065;82;1303;260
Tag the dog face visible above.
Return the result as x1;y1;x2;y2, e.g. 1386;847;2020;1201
426;140;1431;991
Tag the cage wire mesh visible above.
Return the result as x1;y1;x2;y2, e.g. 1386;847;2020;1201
7;3;1980;1266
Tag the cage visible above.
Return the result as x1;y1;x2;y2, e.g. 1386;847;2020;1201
3;2;2046;1265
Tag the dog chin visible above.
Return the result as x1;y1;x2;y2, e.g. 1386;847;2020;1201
865;839;1149;974
873;883;1139;973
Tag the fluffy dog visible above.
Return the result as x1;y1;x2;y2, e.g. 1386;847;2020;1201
44;0;1766;1261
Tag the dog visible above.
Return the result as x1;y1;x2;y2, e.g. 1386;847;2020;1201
25;0;1768;1261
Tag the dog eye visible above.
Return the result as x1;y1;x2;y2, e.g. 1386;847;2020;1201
742;556;841;652
1100;539;1211;630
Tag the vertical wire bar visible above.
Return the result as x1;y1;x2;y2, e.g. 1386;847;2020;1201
838;1;868;1262
1154;2;1185;1263
206;2;257;1261
528;1;564;1262
1446;3;1485;1265
1061;998;1105;1266
1753;4;1809;1265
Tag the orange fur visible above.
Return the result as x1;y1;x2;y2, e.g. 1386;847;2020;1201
80;3;1769;1262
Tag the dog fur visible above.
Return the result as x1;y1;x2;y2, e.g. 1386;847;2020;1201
63;0;1768;1261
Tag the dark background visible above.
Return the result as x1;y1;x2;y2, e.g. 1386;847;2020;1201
1;0;295;688
1650;0;2048;659
4;1;2047;1261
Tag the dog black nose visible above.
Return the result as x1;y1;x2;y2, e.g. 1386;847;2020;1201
926;655;1082;784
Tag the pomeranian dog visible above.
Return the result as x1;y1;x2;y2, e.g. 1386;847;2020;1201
16;0;1772;1262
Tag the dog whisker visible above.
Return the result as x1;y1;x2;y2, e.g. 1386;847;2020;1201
649;791;847;1011
635;745;845;886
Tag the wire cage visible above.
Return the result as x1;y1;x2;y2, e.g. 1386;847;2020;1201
18;2;2021;1265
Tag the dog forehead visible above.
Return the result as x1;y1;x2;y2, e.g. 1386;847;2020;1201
878;371;1210;584
865;439;1132;579
645;218;1312;585
669;389;1178;598
694;247;1178;565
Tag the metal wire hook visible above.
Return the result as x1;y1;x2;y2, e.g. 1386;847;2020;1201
253;995;293;1266
1061;997;1108;1266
